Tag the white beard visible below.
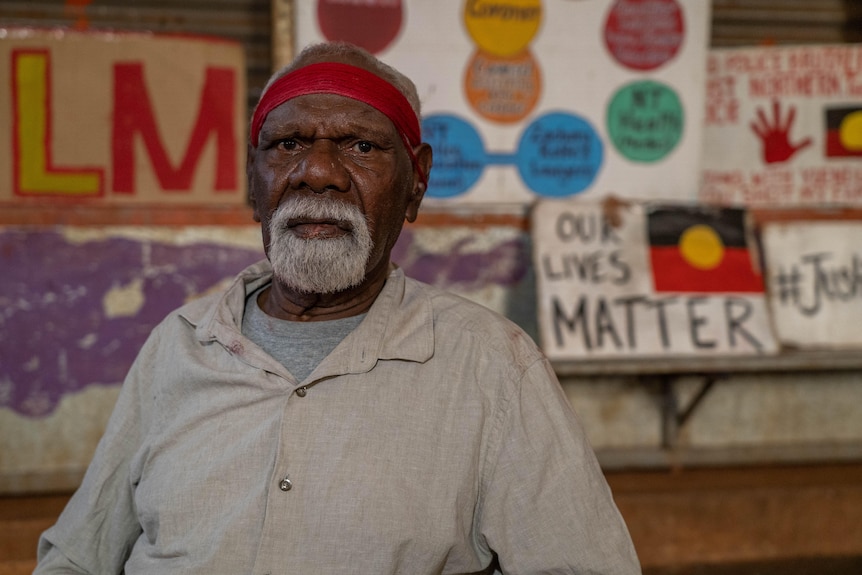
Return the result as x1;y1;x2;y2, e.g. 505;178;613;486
267;196;373;294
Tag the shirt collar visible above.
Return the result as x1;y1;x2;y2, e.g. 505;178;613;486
181;260;434;367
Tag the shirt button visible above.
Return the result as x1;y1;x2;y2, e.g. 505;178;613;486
295;387;307;397
279;476;292;491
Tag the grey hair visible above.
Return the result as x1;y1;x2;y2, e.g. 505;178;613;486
259;42;422;118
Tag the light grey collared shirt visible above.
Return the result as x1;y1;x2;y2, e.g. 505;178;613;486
36;260;640;574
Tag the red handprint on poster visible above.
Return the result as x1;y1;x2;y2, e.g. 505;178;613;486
750;99;812;164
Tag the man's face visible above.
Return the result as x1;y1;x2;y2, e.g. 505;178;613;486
248;89;427;295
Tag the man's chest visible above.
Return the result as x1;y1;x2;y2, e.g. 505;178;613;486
129;367;495;573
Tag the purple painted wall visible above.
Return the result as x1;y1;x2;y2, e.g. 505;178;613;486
1;226;533;418
0;229;263;417
393;228;530;290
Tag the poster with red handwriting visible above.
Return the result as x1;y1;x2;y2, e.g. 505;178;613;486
0;28;246;205
295;0;711;205
532;199;778;359
700;44;862;207
762;222;862;348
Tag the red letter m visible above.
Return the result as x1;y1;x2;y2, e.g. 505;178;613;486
112;64;237;193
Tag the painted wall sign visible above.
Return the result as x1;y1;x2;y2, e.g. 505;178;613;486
762;222;862;348
295;0;711;205
532;200;778;359
700;44;862;207
0;28;246;205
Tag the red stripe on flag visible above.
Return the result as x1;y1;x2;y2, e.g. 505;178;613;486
650;246;764;293
826;129;862;157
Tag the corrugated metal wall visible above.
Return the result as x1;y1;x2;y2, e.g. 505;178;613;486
711;0;862;46
0;0;271;112
1;0;859;114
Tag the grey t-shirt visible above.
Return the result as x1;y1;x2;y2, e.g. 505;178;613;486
242;285;365;382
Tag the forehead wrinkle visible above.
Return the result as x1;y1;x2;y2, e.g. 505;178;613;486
262;97;401;144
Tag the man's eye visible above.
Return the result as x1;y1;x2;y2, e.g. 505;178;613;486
353;141;375;153
278;139;298;151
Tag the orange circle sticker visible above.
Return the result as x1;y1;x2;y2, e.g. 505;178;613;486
463;0;543;58
464;49;541;123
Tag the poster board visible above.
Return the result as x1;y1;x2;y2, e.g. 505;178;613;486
700;44;862;207
294;0;711;205
0;28;246;205
532;199;778;360
762;221;862;348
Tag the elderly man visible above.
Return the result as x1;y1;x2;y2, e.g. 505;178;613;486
35;42;640;574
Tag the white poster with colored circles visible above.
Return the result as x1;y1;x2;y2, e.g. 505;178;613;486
295;0;711;205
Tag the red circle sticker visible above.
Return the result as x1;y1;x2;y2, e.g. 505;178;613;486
604;0;684;71
317;0;403;55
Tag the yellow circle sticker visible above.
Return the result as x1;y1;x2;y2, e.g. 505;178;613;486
463;0;543;58
679;225;724;270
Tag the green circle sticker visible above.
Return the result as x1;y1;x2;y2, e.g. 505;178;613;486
607;81;683;163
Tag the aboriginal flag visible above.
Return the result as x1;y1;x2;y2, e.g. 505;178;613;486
825;106;862;157
647;206;764;293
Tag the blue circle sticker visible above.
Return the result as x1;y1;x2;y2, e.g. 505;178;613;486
516;112;603;197
421;114;486;198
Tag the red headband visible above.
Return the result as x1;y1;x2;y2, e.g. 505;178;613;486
251;62;426;184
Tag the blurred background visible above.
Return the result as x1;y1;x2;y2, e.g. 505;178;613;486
1;1;861;573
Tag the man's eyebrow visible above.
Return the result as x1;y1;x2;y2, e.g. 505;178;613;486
257;123;399;149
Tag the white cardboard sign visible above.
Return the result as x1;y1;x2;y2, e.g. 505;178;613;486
762;221;862;348
532;199;778;359
700;44;862;207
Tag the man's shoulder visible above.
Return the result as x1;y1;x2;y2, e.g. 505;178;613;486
403;275;541;358
170;260;271;329
173;288;226;321
404;276;501;322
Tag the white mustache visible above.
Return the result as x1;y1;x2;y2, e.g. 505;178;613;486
267;196;373;294
271;196;367;236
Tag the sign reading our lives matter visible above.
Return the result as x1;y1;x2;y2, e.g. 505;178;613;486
762;222;862;348
295;0;711;204
0;28;246;205
532;200;778;359
700;44;862;207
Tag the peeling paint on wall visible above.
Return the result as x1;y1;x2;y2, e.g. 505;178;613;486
393;226;530;290
0;228;263;418
103;277;145;318
0;224;535;419
392;225;536;336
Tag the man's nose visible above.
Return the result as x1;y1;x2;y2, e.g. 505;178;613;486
289;139;350;194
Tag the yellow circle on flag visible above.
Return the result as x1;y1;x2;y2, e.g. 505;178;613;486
463;0;543;58
679;225;724;270
840;111;862;151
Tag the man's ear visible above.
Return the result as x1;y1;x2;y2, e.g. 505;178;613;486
406;143;433;223
247;143;261;223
